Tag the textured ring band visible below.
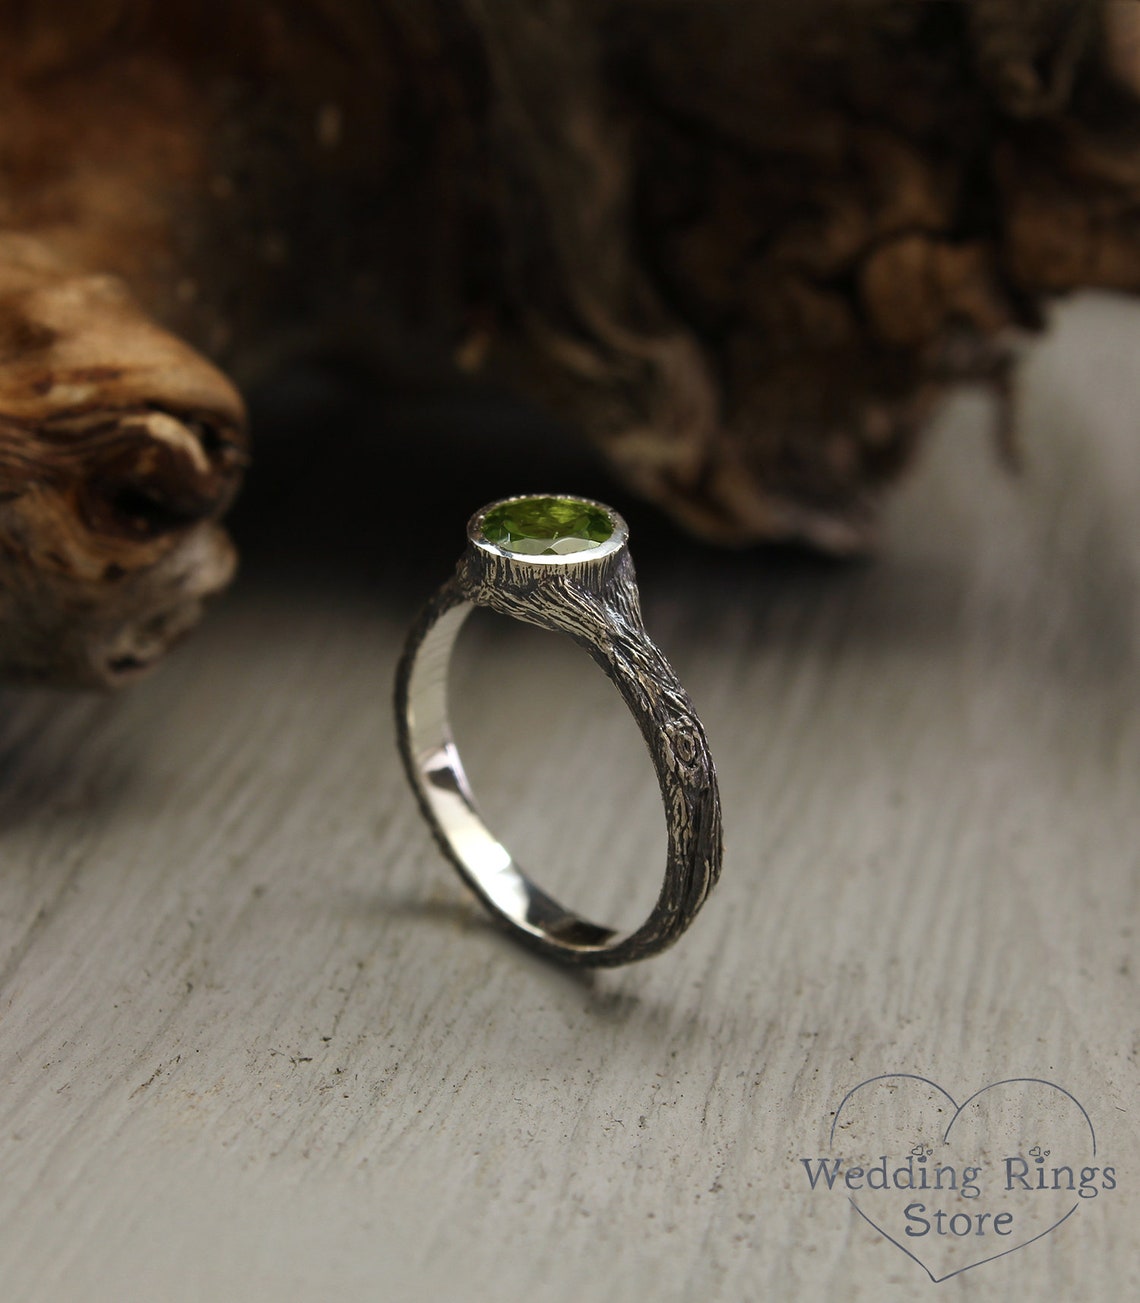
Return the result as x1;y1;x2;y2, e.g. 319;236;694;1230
394;494;723;966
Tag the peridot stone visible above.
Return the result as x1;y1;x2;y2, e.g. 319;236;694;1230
482;496;613;555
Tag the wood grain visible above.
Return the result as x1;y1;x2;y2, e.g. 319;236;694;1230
0;295;1137;1300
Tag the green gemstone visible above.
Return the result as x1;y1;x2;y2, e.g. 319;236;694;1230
481;496;613;556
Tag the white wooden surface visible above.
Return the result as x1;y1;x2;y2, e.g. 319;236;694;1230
1;296;1138;1301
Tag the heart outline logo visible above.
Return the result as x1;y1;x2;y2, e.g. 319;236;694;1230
829;1074;1097;1283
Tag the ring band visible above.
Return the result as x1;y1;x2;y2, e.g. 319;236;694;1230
394;494;723;966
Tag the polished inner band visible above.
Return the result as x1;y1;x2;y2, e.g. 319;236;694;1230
406;596;618;951
395;510;723;967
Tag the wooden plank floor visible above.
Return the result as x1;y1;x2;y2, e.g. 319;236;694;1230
0;295;1137;1301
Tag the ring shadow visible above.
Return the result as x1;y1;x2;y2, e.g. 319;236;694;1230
340;886;706;1031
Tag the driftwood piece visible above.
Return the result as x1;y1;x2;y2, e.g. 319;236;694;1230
0;235;245;685
3;1;1140;685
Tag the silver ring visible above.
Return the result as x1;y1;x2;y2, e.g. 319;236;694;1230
394;494;723;966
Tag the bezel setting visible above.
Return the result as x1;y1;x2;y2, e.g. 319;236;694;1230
468;494;629;567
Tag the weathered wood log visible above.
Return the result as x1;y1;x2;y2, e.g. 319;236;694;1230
3;1;1140;685
0;235;246;685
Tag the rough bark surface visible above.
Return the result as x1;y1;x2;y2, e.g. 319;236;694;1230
2;0;1140;683
0;235;246;685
